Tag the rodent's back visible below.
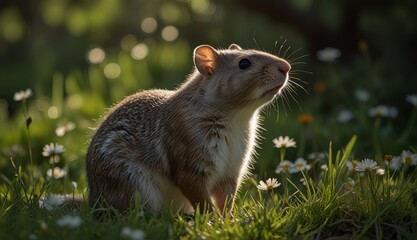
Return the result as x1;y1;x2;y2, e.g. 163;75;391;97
86;89;174;210
88;89;173;165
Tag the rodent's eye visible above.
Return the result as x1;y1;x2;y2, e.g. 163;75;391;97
239;59;251;70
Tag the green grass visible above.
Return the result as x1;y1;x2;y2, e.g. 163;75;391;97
1;133;416;239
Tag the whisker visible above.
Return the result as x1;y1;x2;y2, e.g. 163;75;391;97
286;88;302;112
274;40;279;56
289;80;309;94
285;83;299;95
288;54;310;64
278;39;288;57
290;62;308;66
283;46;291;59
290;76;309;85
252;36;261;50
281;90;293;112
285;47;303;61
290;69;313;75
271;38;309;116
279;97;288;116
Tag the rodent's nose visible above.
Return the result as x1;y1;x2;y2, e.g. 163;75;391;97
278;61;291;75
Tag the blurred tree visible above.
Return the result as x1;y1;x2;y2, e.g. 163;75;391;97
1;0;417;116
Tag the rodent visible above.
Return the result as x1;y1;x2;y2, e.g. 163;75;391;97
86;44;291;214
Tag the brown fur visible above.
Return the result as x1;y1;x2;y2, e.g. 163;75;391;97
86;44;291;214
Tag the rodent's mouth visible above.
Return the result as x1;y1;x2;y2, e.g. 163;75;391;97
262;85;282;98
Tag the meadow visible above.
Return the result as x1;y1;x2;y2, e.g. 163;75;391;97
1;46;417;239
1;0;417;239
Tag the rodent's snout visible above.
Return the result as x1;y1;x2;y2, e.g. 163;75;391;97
278;60;291;75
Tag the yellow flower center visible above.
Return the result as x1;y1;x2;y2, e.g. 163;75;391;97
405;157;412;165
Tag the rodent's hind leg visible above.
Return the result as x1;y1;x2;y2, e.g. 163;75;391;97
211;178;237;215
177;179;213;214
133;173;165;212
88;173;135;213
89;169;166;214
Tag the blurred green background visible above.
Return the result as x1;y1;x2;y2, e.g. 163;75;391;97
1;0;417;177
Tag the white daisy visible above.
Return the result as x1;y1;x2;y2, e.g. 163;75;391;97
56;215;82;228
13;88;32;101
307;152;326;161
47;167;67;179
257;178;281;191
316;47;341;62
42;143;65;157
355;159;379;173
376;168;386;176
55;122;76;137
346;160;358;172
294;158;311;171
368;105;398;118
337;109;354;123
121;227;146;240
273;136;296;148
400;150;417;166
388;156;402;170
275;160;295;174
39;194;65;210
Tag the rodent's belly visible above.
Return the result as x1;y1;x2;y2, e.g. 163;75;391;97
207;132;249;182
205;114;258;185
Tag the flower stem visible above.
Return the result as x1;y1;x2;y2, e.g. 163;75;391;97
22;99;34;185
280;148;286;162
367;173;378;211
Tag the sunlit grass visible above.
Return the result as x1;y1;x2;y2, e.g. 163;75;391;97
1;106;416;239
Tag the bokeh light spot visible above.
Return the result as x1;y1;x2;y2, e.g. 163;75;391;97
104;63;121;79
87;47;106;64
48;106;59;119
161;26;179;42
131;43;149;60
141;17;158;34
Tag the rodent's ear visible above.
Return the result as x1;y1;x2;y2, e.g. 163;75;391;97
194;45;218;77
228;44;242;50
